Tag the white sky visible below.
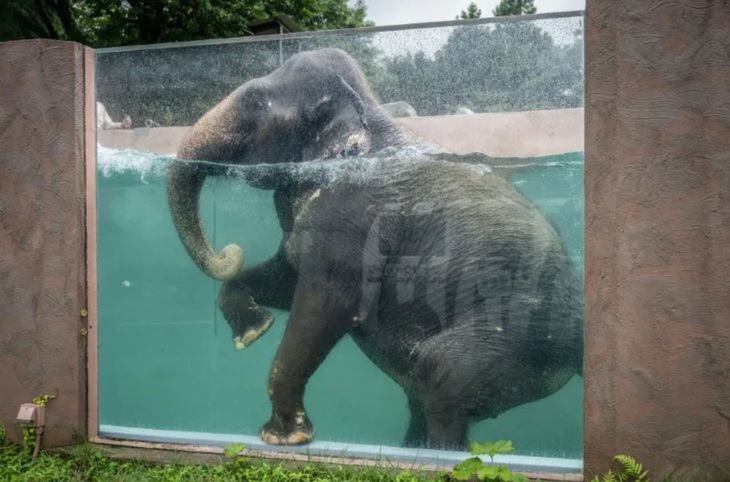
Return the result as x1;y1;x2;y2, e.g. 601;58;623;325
347;0;584;59
359;0;585;27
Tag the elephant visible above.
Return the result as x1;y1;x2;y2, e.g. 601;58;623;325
454;106;476;115
165;48;584;451
381;101;418;118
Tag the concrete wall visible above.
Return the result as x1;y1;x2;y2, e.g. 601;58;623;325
97;108;584;158
0;40;90;446
584;1;730;479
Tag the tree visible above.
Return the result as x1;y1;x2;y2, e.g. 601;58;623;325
457;2;482;20
492;0;537;16
0;0;374;48
372;16;583;116
0;0;86;44
0;0;374;126
90;1;381;127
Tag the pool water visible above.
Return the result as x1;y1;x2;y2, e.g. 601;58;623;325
95;147;584;461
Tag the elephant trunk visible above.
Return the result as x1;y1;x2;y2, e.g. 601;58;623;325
166;160;243;282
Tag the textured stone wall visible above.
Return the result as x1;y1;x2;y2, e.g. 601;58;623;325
0;40;89;446
584;1;730;479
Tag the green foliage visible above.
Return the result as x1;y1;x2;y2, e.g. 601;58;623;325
468;441;515;458
0;423;5;446
591;455;650;482
457;3;482;20
0;440;660;482
22;427;36;451
94;14;582;127
223;442;245;460
451;440;528;482
32;394;57;407
614;455;649;480
492;0;537;17
0;0;374;47
0;0;85;43
372;19;583;116
0;440;443;481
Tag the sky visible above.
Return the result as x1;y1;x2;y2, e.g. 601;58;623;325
350;0;584;59
359;0;585;27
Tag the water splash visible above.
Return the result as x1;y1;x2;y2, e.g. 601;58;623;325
95;144;501;188
96;145;174;181
226;147;497;190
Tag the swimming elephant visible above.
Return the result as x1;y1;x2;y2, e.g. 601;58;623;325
166;48;584;450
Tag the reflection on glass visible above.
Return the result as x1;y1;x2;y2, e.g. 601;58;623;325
95;13;584;470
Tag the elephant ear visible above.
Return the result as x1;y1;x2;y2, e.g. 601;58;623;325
301;74;371;161
335;74;368;129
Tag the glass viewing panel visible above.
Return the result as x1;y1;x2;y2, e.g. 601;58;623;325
94;12;584;472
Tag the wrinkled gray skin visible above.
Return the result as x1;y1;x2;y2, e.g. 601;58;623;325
166;48;583;450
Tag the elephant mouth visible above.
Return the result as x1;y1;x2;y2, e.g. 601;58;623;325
304;129;370;162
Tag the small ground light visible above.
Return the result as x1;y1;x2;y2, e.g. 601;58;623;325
16;403;45;460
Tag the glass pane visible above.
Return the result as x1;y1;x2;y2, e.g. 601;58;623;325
95;12;584;472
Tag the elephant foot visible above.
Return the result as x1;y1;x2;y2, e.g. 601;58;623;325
232;306;275;351
259;411;314;446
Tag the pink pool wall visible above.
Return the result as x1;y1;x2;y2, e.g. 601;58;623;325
0;40;92;446
584;0;730;479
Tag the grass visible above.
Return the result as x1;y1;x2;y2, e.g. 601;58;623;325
0;441;442;482
0;438;713;482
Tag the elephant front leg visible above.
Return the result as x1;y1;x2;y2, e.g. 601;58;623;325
218;244;297;350
260;279;355;445
219;285;276;350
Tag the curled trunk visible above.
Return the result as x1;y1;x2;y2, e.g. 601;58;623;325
165;160;243;282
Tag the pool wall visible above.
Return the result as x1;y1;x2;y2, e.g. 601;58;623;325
0;39;93;448
583;2;730;479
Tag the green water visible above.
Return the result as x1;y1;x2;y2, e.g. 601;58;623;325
96;148;584;459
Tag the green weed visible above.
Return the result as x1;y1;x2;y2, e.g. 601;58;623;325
451;440;528;482
0;441;443;482
0;437;667;482
590;455;649;482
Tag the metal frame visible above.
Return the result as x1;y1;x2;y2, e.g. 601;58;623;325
85;12;586;478
95;10;584;54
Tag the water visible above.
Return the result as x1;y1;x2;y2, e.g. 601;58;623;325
95;146;584;460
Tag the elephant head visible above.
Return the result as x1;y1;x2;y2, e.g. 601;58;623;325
166;48;423;282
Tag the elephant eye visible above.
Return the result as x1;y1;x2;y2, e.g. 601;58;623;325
255;99;272;110
248;96;268;108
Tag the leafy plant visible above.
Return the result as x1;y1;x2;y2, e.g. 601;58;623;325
451;440;528;482
0;438;663;482
22;427;36;451
223;442;245;460
591;455;650;482
591;454;650;482
32;394;57;407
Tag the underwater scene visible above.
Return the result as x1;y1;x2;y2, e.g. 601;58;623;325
94;13;585;471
